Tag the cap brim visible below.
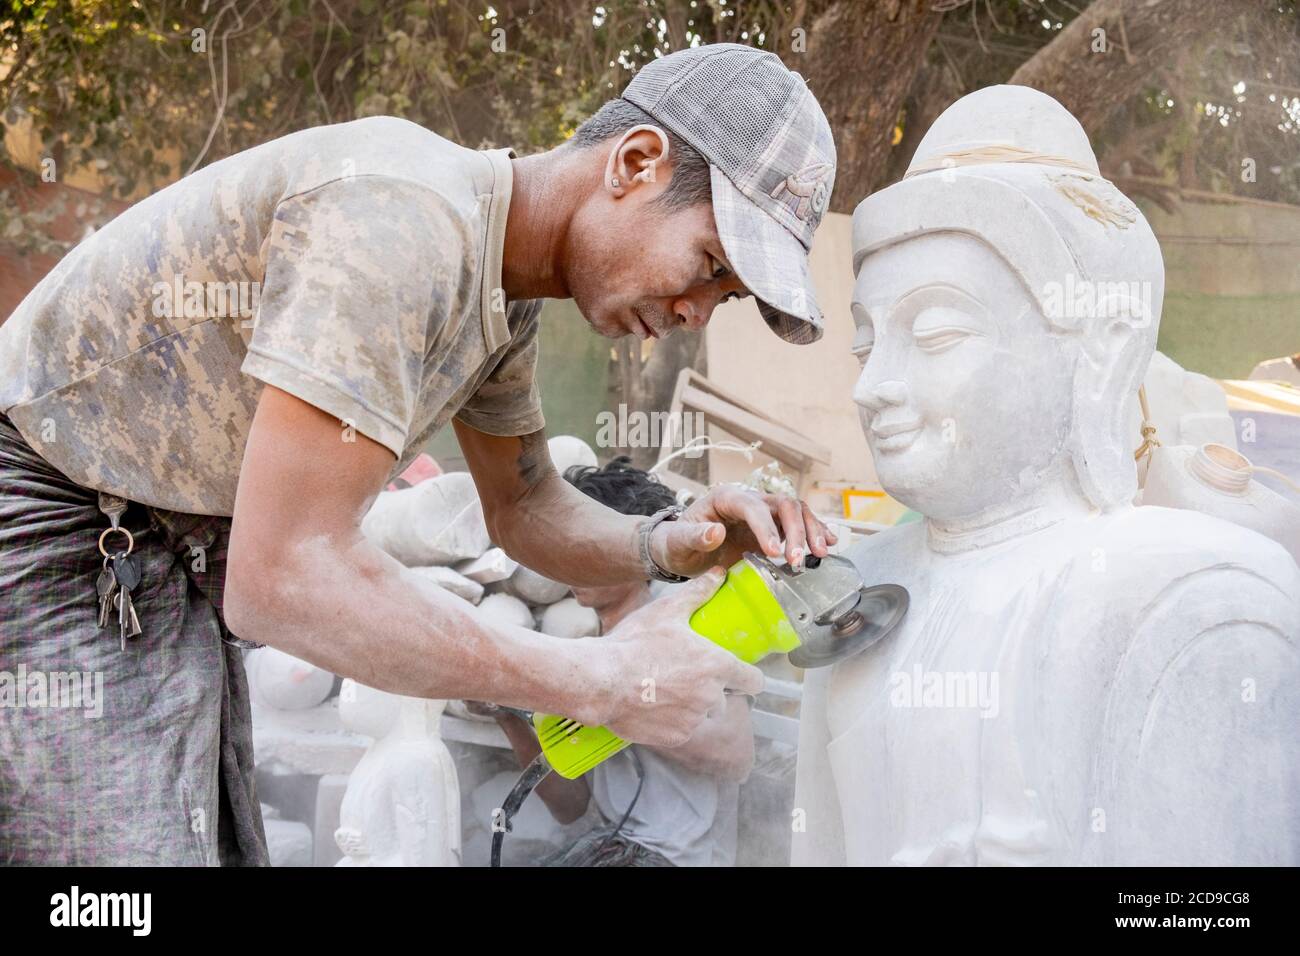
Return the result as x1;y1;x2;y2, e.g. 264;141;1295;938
710;167;823;345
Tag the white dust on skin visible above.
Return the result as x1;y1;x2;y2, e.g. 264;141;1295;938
250;517;795;864
240;525;607;721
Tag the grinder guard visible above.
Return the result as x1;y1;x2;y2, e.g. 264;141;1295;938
740;552;910;669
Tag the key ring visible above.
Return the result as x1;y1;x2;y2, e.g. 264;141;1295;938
98;526;134;558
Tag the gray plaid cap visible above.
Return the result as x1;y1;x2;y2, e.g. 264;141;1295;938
623;43;836;344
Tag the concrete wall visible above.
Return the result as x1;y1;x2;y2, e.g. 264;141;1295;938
1141;196;1300;379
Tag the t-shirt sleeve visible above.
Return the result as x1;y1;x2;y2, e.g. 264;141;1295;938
454;299;546;437
241;175;465;457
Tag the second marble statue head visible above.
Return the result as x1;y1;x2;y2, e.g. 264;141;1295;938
850;85;1165;520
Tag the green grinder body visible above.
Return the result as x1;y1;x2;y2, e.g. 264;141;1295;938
533;558;801;779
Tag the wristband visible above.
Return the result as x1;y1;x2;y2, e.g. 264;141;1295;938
637;505;690;583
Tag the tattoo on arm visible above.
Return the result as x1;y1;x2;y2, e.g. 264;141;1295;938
515;429;557;489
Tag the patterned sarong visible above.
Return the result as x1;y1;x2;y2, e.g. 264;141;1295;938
0;415;267;865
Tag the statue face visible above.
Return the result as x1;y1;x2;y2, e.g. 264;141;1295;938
851;232;1075;520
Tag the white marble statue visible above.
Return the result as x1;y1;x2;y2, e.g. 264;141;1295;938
245;646;335;711
1142;441;1300;563
793;85;1300;867
334;679;461;867
360;471;490;567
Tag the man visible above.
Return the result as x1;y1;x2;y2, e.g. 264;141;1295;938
481;458;752;867
0;44;836;864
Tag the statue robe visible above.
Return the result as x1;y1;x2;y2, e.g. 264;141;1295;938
793;504;1300;866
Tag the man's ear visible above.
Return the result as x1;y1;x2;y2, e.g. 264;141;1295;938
604;125;671;197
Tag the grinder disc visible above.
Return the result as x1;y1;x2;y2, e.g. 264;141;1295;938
788;583;909;669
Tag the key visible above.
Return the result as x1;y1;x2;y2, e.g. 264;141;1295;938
111;553;143;650
114;591;142;651
96;559;118;629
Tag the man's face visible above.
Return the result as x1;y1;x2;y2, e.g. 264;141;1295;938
564;166;749;341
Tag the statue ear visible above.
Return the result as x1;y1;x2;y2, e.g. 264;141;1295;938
1069;289;1153;509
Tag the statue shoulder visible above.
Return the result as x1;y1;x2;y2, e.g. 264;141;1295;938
1093;505;1299;596
1047;505;1298;680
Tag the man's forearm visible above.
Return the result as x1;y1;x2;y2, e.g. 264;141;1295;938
225;529;612;721
457;424;656;587
492;472;651;587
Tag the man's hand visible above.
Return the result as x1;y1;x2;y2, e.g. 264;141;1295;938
454;423;834;585
651;484;837;577
589;567;765;747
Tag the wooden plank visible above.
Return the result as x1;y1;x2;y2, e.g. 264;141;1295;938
678;368;775;422
656;367;700;468
682;385;832;467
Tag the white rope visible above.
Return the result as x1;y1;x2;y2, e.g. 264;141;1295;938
907;143;1099;179
650;436;762;474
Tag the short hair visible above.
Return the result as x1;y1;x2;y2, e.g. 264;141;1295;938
569;98;712;209
564;455;678;518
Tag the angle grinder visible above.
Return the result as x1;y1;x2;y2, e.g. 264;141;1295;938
490;551;908;865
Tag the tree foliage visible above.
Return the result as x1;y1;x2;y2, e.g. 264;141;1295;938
1;0;1296;250
1;0;816;198
3;1;1296;203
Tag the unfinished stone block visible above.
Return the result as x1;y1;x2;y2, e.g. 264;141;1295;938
361;471;489;566
405;565;484;604
246;646;335;711
539;597;600;639
505;564;570;605
476;592;535;630
548;434;597;476
264;817;314;867
249;700;368;777
456;547;518;585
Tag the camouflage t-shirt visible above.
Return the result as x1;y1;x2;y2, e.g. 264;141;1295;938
0;117;544;516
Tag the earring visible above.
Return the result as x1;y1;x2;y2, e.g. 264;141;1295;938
610;176;620;188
